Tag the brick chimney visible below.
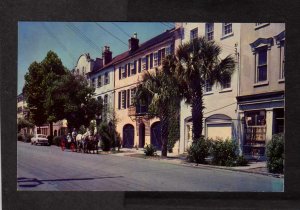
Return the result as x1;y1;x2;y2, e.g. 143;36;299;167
128;32;139;52
102;46;112;65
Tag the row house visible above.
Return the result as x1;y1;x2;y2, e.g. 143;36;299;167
113;30;179;149
237;23;285;159
177;23;241;154
88;46;115;123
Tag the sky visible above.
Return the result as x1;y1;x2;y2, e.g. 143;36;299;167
18;22;175;94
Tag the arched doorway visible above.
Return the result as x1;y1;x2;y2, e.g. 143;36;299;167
123;124;134;148
54;130;57;136
151;121;162;150
139;123;145;148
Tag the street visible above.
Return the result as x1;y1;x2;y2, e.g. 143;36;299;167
17;141;283;191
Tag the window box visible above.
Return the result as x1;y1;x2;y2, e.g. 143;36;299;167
219;88;232;93
220;32;234;40
278;78;285;83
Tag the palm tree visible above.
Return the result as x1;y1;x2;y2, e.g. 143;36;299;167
176;37;236;141
136;55;180;157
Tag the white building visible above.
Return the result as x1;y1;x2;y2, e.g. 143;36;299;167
176;23;241;154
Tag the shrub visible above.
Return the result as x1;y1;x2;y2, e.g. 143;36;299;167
266;133;284;174
17;133;24;141
187;137;210;164
24;133;34;143
144;144;157;156
98;122;120;151
210;138;237;166
235;155;249;166
53;136;62;146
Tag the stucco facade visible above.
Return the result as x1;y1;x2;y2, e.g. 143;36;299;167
237;23;285;159
177;23;241;154
113;30;180;152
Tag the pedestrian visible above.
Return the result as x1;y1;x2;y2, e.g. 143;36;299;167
67;133;72;148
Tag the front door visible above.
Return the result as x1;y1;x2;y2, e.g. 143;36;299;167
139;123;145;148
123;124;134;148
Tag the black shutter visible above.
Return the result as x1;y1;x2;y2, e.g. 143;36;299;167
124;90;127;109
119;67;121;80
150;53;153;69
146;55;149;70
133;60;137;74
127;89;130;108
128;63;131;77
161;48;165;59
124;65;127;78
118;92;121;109
138;58;141;73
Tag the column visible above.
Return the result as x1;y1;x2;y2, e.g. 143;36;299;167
266;108;274;142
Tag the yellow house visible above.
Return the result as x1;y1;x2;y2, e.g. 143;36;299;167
113;29;180;150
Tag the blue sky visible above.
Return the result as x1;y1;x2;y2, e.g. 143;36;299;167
18;22;175;94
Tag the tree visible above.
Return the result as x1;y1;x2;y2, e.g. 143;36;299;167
136;55;181;157
23;51;68;138
176;37;235;141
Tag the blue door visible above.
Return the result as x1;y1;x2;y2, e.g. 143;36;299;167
123;124;134;148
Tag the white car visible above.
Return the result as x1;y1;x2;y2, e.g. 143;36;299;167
31;134;49;146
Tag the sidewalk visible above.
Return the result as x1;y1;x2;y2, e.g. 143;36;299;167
108;148;283;178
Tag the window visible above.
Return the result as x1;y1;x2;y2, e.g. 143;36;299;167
161;48;166;60
190;28;198;40
153;52;158;67
130;62;136;75
280;40;285;79
223;23;232;36
17;107;22;113
158;50;162;66
205;23;214;41
121;66;126;78
104;72;109;85
130;88;136;106
166;45;172;56
181;28;185;40
204;80;212;93
97;96;102;102
221;77;231;89
245;110;266;126
121;90;127;109
256;47;268;82
97;75;102;87
142;57;147;70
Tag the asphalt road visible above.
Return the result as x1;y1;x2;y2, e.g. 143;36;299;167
17;141;283;191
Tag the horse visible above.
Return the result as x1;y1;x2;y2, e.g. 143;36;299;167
75;133;88;153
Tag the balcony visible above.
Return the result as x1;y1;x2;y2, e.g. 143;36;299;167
128;105;149;117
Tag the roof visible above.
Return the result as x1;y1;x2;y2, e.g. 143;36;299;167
89;28;177;75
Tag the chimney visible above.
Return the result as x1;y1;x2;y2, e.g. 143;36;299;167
102;46;112;65
128;32;139;51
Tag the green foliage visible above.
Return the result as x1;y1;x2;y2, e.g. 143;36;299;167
98;122;120;151
266;133;284;174
53;136;62;146
187;137;210;164
210;138;237;166
17;133;24;141
144;144;157;156
17;118;34;132
167;100;180;153
235;155;249;166
176;37;235;139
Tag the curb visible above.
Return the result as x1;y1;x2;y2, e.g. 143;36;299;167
119;153;283;179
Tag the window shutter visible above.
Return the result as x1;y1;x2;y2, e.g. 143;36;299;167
134;60;137;74
127;62;131;77
124;90;127;108
138;58;142;73
150;53;153;69
161;48;165;59
146;55;149;70
119;67;121;80
127;89;130;108
118;92;121;109
170;44;174;54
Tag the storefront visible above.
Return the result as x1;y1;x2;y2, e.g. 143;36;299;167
237;91;284;159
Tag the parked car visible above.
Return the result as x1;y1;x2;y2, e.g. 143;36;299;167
31;134;50;146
